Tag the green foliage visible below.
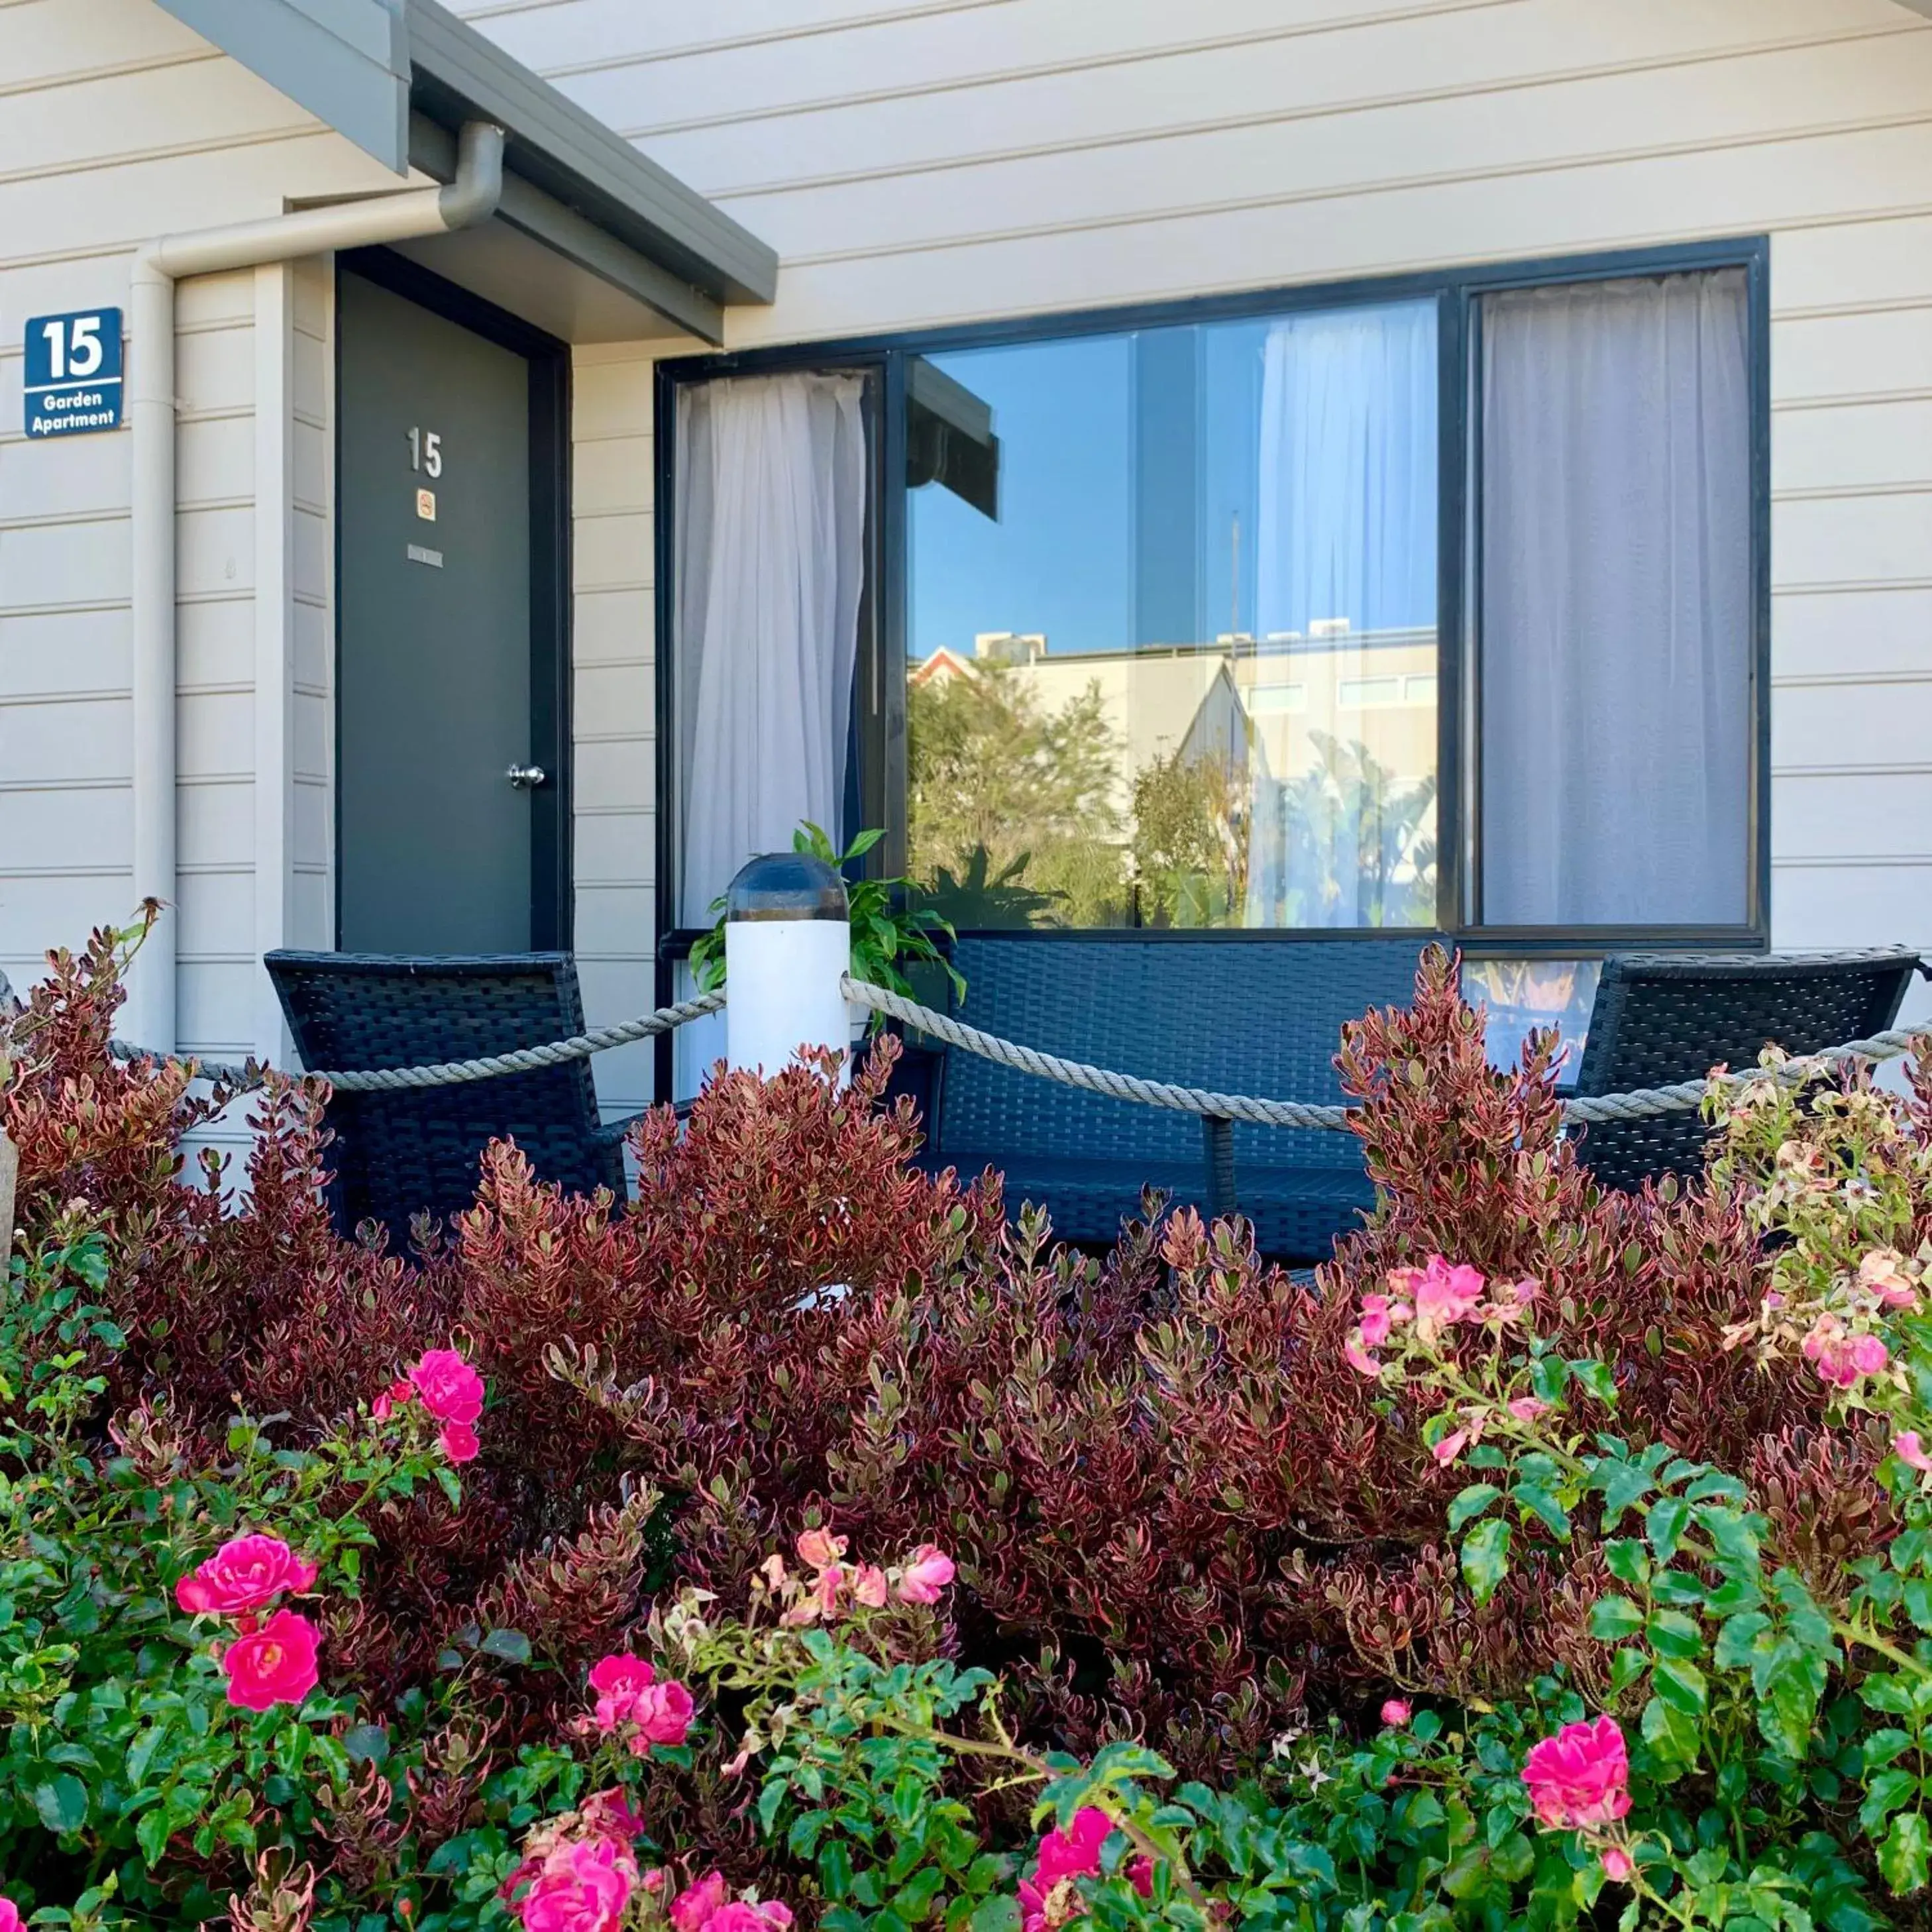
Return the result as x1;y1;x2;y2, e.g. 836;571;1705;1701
689;822;963;1008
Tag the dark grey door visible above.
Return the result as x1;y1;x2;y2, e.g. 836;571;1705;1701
337;264;563;952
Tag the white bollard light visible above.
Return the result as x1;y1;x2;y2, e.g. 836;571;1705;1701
724;852;852;1084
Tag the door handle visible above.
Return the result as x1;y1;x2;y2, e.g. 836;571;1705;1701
507;764;547;790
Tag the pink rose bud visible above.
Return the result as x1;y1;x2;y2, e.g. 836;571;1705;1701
1600;1846;1635;1884
1506;1397;1549;1424
221;1607;322;1711
1430;1429;1469;1468
895;1544;955;1605
1380;1699;1413;1727
1896;1430;1932;1474
176;1533;318;1619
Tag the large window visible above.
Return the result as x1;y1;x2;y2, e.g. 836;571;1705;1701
659;241;1766;963
907;301;1439;931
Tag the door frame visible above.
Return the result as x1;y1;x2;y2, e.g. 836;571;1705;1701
333;246;574;951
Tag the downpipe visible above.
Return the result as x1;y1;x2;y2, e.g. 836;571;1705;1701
125;123;506;1053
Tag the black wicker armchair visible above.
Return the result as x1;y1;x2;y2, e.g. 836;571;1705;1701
266;951;630;1243
1570;948;1923;1193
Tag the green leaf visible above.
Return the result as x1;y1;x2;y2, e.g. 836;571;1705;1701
1515;1483;1573;1541
1880;1811;1931;1895
1715;1611;1772;1671
1860;1768;1919;1835
1603;1539;1652;1588
1460;1517;1512;1607
969;1900;1022;1932
1589;1595;1646;1641
1449;1483;1501;1531
1652;1656;1708;1717
343;1725;390;1766
1647;1496;1691;1562
1646;1608;1704;1660
136;1803;173;1868
1597;1460;1654;1527
34;1773;88;1835
479;1628;531;1664
1640;1692;1700;1772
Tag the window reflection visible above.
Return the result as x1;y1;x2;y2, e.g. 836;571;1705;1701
906;301;1439;930
1464;958;1601;1083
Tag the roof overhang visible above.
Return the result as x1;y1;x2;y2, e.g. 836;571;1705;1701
154;0;775;344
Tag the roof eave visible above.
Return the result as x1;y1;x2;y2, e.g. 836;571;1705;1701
405;0;777;309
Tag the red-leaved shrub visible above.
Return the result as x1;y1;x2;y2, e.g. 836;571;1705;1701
3;921;1841;1812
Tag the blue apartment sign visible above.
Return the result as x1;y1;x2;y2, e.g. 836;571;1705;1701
23;307;124;439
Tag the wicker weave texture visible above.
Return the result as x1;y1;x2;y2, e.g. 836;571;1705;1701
1572;949;1920;1192
266;951;623;1242
932;934;1442;1257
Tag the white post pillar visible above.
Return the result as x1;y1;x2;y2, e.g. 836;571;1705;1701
724;853;851;1083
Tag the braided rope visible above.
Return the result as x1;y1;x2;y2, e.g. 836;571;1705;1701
108;990;725;1093
95;969;1929;1132
841;977;1932;1132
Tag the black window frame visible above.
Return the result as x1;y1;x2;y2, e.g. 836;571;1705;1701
651;236;1771;1083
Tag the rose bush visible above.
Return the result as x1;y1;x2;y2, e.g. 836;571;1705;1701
6;914;1932;1927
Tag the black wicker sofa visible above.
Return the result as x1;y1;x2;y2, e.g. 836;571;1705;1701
914;932;1446;1262
910;938;1923;1263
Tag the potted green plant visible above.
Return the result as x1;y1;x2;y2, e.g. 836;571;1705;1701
688;823;963;1038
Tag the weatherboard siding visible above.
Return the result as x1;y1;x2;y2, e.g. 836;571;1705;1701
0;0;397;1147
455;0;1932;1029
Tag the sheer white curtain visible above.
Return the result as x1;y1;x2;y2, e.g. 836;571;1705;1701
1479;272;1750;926
672;371;868;1089
1246;301;1438;928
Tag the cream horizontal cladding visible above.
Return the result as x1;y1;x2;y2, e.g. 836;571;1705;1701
441;0;1932;1036
0;0;400;1165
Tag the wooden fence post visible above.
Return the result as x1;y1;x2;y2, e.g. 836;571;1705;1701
0;1127;16;1263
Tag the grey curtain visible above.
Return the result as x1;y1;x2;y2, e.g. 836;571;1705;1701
1478;270;1750;926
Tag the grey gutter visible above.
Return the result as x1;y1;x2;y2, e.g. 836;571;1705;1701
409;114;725;344
156;0;410;172
405;0;778;308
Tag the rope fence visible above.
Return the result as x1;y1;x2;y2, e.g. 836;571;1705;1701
90;977;1930;1129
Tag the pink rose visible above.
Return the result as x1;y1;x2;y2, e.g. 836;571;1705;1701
0;1896;19;1932
1897;1431;1932;1474
1506;1397;1550;1424
1521;1715;1631;1830
1600;1846;1635;1884
1431;1430;1469;1468
1411;1256;1487;1335
1861;1250;1918;1309
587;1653;655;1733
670;1874;729;1932
1381;1699;1413;1727
409;1348;485;1424
705;1907;792;1932
176;1532;317;1619
852;1564;889;1608
518;1837;637;1932
1017;1808;1150;1931
1343;1334;1382;1379
578;1787;645;1845
795;1528;847;1572
628;1678;695;1750
221;1607;322;1711
896;1544;955;1606
1358;1293;1400;1348
440;1420;480;1464
1803;1318;1889;1389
